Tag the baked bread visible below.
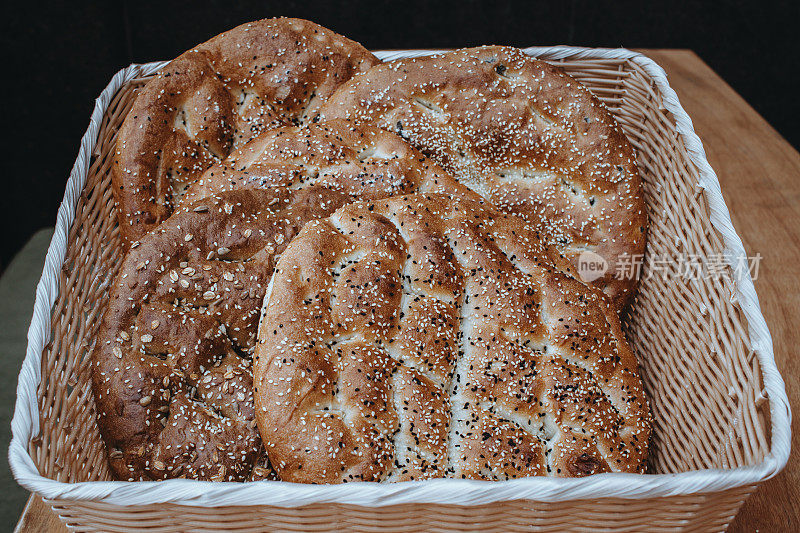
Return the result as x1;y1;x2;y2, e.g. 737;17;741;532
254;193;651;483
93;125;472;481
318;46;647;308
113;17;380;244
178;119;473;208
93;190;278;481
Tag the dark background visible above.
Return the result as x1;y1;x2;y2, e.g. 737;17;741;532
1;0;798;271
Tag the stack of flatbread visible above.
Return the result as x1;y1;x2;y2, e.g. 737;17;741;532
91;17;651;483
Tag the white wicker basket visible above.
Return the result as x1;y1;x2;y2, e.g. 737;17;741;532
8;47;791;531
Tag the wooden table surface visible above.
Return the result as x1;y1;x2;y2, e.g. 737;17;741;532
14;49;798;532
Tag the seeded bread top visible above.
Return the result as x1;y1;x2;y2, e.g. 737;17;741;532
112;17;379;244
319;46;647;308
254;193;651;483
178;119;473;209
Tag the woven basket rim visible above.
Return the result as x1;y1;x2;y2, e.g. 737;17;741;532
8;45;791;508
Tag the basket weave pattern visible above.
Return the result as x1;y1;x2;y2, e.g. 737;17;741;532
10;48;790;532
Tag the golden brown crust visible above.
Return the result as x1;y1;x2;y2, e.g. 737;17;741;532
254;193;651;483
112;18;380;244
93;123;473;481
178;119;474;208
92;190;279;481
318;46;648;308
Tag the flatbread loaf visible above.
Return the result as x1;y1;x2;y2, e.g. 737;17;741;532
113;18;379;243
93;123;471;481
318;46;647;307
254;193;651;483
